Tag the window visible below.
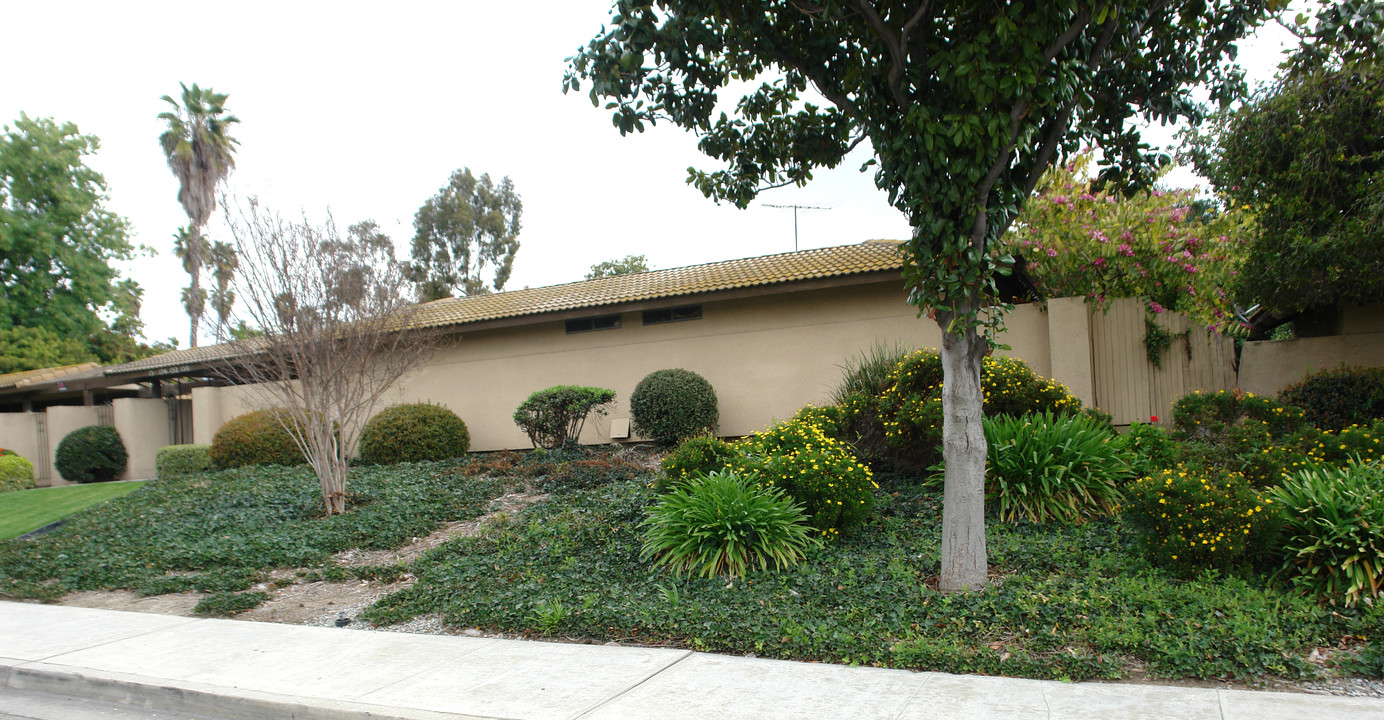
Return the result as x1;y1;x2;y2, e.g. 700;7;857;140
642;305;702;325
565;314;621;333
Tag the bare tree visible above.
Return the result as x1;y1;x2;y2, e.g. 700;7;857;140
222;198;438;515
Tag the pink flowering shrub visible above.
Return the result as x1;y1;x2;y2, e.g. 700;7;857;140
1005;155;1253;335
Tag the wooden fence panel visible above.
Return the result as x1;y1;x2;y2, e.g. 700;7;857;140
1089;298;1236;425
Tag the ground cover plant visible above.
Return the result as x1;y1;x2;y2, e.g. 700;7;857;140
0;460;506;601
365;475;1378;682
0;481;147;540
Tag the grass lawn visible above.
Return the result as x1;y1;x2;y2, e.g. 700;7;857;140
0;481;148;540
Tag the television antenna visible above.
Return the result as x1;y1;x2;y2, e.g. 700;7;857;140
762;203;832;251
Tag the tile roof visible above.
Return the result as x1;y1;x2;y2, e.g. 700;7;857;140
0;363;102;390
103;241;906;377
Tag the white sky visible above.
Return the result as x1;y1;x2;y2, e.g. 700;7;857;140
0;1;1297;347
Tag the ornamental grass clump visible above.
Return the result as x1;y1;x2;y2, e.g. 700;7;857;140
1123;464;1276;576
979;411;1131;524
641;469;818;578
1270;460;1384;607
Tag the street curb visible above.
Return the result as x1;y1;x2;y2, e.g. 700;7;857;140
2;661;485;720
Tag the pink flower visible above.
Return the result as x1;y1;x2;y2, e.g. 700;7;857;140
1149;302;1165;313
1047;249;1057;257
1117;243;1134;257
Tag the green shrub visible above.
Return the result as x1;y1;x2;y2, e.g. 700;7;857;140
1113;422;1181;479
640;469;819;577
54;425;127;484
1279;365;1384;432
743;412;876;535
0;447;17;456
155;445;212;478
358;402;470;465
629;368;719;445
659;436;742;491
1270;460;1384;607
210;410;306;469
0;455;36;493
512;385;616;449
1123;464;1276;575
871;350;1085;471
830;341;911;405
1172;390;1305;441
977;411;1131;524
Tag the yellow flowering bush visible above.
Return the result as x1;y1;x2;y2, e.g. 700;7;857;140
743;411;877;534
873;350;1085;469
1123;464;1277;575
1171;389;1305;442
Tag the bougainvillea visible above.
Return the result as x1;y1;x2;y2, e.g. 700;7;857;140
1005;156;1254;335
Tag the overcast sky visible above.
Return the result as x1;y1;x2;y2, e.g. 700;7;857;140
1;1;1296;347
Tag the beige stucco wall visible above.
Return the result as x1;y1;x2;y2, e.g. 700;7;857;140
1239;331;1384;397
0;412;41;469
189;281;1073;453
1343;304;1384;336
113;398;169;481
44;406;101;487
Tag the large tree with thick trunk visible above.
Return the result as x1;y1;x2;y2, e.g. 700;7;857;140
566;0;1272;591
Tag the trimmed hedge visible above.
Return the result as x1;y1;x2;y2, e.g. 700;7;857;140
358;402;470;465
54;425;127;484
210;410;306;469
630;368;719;445
155;445;213;478
1279;365;1384;432
513;386;616;449
0;455;36;493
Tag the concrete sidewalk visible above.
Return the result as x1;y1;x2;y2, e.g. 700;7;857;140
1;601;1381;720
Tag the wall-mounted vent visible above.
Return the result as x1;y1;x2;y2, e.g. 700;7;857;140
565;314;621;333
643;305;702;325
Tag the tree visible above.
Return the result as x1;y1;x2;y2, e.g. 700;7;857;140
566;0;1270;591
208;240;239;342
0;326;95;374
586;254;651;280
1187;1;1383;336
224;200;438;515
408;168;522;300
1005;156;1253;335
0;113;147;366
159;82;239;347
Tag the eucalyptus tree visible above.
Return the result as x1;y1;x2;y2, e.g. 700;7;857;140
566;0;1272;591
159;82;239;347
408;168;522;300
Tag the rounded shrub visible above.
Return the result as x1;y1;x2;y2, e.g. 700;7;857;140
512;385;616;449
0;454;36;493
659;436;742;491
1171;389;1305;441
155;444;213;478
358;402;470;465
1279;365;1384;432
54;425;127;484
630;368;719;446
210;410;306;469
641;469;819;578
871;350;1085;471
744;411;877;535
1123;464;1277;576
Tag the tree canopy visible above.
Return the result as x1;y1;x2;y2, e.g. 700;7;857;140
586;254;650;280
1187;0;1383;333
408;168;522;300
0;114;151;371
567;0;1271;591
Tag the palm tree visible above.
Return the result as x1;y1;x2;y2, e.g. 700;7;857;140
159;82;239;347
208;240;239;342
172;226;210;338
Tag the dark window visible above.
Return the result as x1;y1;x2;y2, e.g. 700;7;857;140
565;314;622;333
642;305;702;325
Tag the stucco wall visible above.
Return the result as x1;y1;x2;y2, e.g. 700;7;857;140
1239;331;1384;397
44;406;101;487
0;413;41;470
190;281;1069;452
113;398;169;480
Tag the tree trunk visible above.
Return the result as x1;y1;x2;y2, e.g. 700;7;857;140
188;268;202;348
937;300;989;592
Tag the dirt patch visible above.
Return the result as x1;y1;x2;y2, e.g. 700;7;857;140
61;590;203;617
54;491;548;625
